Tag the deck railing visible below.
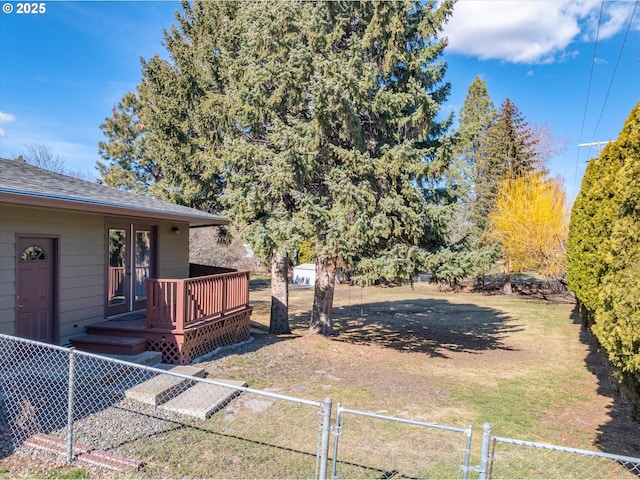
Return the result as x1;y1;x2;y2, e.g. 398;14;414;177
146;270;250;332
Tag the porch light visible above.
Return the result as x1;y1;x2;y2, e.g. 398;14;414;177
171;226;180;235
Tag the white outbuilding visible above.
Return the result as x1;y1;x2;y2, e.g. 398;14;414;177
292;263;316;286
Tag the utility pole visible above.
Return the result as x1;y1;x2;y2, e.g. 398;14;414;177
578;141;611;160
574;140;611;182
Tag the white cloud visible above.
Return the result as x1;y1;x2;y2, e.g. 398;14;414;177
0;112;16;137
589;3;637;40
0;112;16;123
442;0;630;64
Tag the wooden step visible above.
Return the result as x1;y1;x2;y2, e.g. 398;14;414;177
70;334;147;356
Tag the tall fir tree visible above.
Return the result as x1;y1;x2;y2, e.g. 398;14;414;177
299;0;456;334
136;0;239;213
473;98;538;234
98;0;457;335
220;1;317;334
456;76;496;178
443;76;499;286
98;92;163;196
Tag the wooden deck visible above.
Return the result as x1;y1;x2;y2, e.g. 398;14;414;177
72;270;252;364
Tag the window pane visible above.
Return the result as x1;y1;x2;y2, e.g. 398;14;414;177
108;229;126;306
20;245;46;262
135;229;151;302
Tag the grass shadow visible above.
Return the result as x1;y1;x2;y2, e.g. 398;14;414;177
573;305;640;458
290;297;523;359
249;276;271;292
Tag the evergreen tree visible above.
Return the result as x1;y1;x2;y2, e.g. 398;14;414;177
200;0;457;336
137;0;237;213
220;1;317;334
474;98;538;233
456;76;495;180
299;1;456;334
567;101;640;418
446;76;499;285
566;144;621;322
97;92;162;195
596;103;640;412
99;0;457;336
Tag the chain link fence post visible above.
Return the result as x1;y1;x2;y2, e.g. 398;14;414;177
478;422;492;480
462;425;473;480
66;347;77;464
330;402;342;480
317;397;333;480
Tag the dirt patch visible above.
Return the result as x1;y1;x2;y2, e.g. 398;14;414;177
249;281;640;454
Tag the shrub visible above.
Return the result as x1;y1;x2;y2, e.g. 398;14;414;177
567;101;640;419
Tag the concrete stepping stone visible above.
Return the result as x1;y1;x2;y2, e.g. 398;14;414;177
124;365;205;406
161;379;247;419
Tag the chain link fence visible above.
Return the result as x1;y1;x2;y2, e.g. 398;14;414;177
482;425;640;479
0;334;328;478
330;405;473;479
2;334;640;479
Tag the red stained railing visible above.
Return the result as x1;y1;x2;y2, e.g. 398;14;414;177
146;270;250;332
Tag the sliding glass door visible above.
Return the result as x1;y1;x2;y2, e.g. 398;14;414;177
107;222;156;317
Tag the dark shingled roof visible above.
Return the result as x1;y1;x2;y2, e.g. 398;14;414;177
0;158;227;227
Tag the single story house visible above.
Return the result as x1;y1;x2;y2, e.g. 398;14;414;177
0;158;252;364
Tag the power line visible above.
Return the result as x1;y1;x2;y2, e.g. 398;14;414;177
591;0;639;139
575;1;604;182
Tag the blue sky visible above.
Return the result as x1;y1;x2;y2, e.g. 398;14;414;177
0;1;638;202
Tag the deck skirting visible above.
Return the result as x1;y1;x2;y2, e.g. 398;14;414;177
147;308;253;364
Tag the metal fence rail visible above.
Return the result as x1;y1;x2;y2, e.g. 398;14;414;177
488;435;640;479
331;404;473;479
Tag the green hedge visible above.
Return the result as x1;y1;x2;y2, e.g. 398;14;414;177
567;101;640;419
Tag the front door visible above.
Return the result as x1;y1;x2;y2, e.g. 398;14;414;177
16;237;56;342
107;223;155;316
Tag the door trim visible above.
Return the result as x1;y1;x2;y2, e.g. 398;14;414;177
15;234;60;344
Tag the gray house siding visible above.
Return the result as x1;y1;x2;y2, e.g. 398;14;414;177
0;203;190;344
0;228;15;335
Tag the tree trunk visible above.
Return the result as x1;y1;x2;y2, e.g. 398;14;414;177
309;258;336;335
270;250;291;334
503;272;513;295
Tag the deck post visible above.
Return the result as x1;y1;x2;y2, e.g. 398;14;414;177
176;279;186;332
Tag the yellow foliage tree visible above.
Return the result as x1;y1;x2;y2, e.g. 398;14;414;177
489;173;569;293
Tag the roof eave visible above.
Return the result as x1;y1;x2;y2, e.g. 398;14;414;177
0;190;229;227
